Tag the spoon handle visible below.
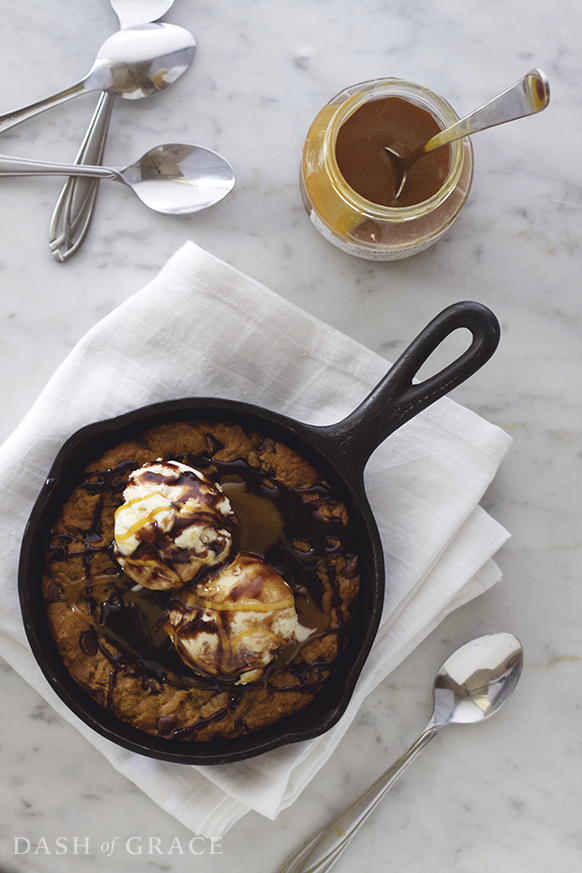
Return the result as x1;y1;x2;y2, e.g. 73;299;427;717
278;722;441;873
0;154;119;179
49;92;114;263
422;68;550;157
0;81;89;134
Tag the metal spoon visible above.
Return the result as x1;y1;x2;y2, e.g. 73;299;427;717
279;632;524;873
50;0;180;263
110;0;175;28
385;69;550;200
0;23;196;134
0;144;235;214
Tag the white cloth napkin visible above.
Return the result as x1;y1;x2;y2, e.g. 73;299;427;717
0;241;512;837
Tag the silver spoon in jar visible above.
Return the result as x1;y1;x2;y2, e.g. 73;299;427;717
50;0;180;263
279;632;524;873
0;23;196;134
0;143;235;214
385;69;550;200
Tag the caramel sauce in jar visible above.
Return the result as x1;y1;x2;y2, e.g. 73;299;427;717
335;96;450;208
300;78;474;260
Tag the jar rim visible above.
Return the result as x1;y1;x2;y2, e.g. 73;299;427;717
324;78;469;220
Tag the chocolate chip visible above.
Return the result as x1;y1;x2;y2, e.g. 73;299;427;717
343;555;359;577
157;716;177;735
205;434;223;457
257;436;275;453
44;582;62;603
79;629;98;655
142;678;160;694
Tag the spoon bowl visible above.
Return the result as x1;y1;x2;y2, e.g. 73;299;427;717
0;144;236;215
84;23;194;99
433;632;524;725
279;632;524;873
111;0;175;29
123;144;236;213
0;23;196;133
385;68;550;200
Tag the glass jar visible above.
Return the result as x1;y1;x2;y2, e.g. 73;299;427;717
300;78;474;260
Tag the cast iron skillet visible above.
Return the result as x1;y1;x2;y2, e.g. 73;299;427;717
19;301;500;765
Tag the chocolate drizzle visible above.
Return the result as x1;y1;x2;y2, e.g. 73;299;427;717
43;427;360;739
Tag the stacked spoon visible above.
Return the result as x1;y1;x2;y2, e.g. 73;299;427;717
50;0;186;261
0;145;236;215
0;1;235;260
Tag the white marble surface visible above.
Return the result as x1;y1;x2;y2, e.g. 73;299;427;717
0;1;581;871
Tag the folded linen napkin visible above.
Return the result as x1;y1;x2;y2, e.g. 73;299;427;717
0;241;512;837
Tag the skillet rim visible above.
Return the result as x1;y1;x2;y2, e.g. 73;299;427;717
18;397;385;765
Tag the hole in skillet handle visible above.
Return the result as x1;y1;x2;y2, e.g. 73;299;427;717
318;301;500;475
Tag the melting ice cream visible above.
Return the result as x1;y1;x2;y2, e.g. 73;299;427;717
162;551;303;683
113;460;234;590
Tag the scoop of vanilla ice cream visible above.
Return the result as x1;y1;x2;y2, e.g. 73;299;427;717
113;460;234;590
163;551;300;683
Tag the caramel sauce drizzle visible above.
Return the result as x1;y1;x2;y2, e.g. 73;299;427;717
45;442;359;735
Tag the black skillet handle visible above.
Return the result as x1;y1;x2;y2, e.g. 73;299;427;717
319;301;500;473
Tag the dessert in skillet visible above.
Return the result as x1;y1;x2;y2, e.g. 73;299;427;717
42;420;360;742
